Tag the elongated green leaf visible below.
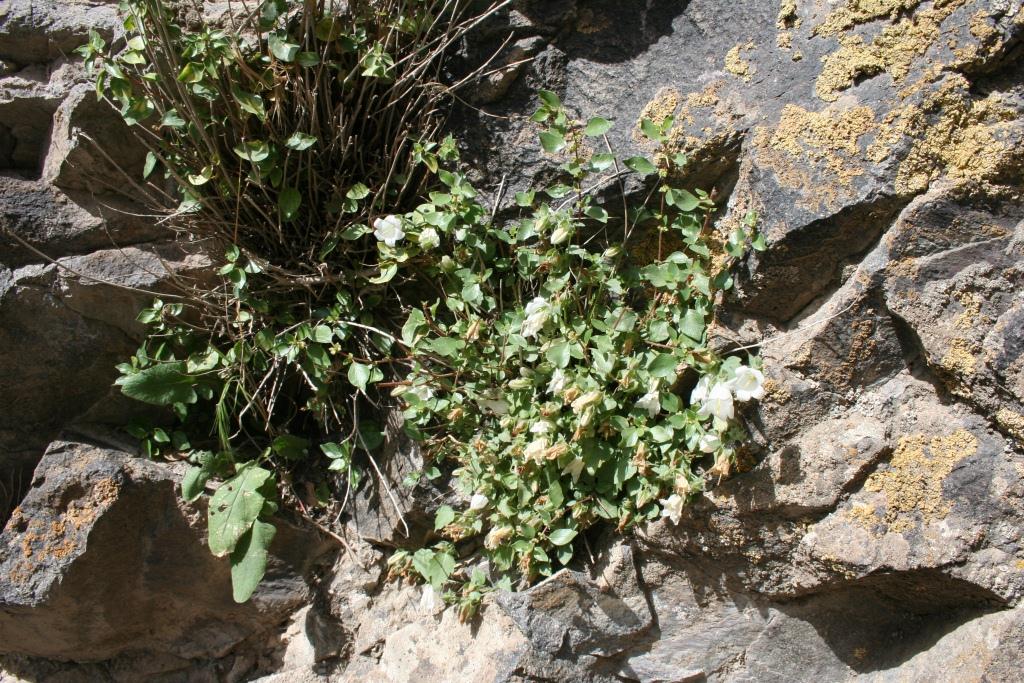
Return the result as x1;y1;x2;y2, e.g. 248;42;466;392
640;118;662;141
538;90;561;109
285;132;317;150
402;309;426;347
434;505;456;531
368;263;398;284
312;325;334;344
546;341;571;369
234;140;270;162
278;187;301;220
681;308;705;341
539;130;565;154
181;465;209;502
584;117;612;136
119;362;196;406
590;153;615;171
161;109;185;128
296;51;320;67
208;464;273;557
412;548;456;589
649;352;679;379
348;361;372;391
232;87;266;120
624;156;657;175
271;434;308;460
666;188;700;211
585;205;609;223
269;33;299;62
230;520;276;603
549;528;577;546
428;337;465;357
143;151;157;179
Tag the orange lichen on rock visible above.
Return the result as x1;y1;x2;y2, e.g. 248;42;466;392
815;0;970;102
864;429;977;532
813;0;924;37
890;77;1016;194
10;476;121;579
752;103;875;208
725;43;755;81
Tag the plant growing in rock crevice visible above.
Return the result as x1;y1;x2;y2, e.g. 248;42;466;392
83;0;765;606
387;95;765;616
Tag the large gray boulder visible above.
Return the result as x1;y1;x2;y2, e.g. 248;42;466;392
0;442;331;668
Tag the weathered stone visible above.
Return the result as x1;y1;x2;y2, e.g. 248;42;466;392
347;409;453;548
340;597;532;683
43;83;148;193
0;176;165;268
0;244;210;486
0;442;331;662
496;541;653;659
880;184;1024;422
0;61;80;177
0;0;121;66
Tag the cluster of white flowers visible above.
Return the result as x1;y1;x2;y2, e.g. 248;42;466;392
419;227;440;250
521;296;552;338
690;366;764;424
372;215;405;246
547;368;568;395
659;493;686;525
656;366;765;526
524;437;548;463
635;382;661;418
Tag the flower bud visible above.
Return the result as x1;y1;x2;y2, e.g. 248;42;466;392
550;225;572;244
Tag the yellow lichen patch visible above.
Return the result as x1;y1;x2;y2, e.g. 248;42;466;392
969;9;997;40
814;0;923;37
996;409;1024;443
752;104;875;207
941;337;979;378
892;80;1016;194
686;82;722;111
865;429;978;532
662;81;727;138
777;0;801;48
952;292;982;331
847;501;881;528
762;378;792;405
778;0;801;28
885;256;921;279
815;0;970;102
725;43;755;81
816;35;886;102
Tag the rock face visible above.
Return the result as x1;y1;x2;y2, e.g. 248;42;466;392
0;443;330;671
3;0;1024;681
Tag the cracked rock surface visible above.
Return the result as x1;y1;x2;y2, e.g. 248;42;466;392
2;0;1024;681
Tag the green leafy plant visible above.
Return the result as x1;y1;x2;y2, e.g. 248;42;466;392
86;0;765;607
82;0;508;602
392;93;766;592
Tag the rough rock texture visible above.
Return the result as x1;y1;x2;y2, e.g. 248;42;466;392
0;443;333;680
3;0;1024;681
